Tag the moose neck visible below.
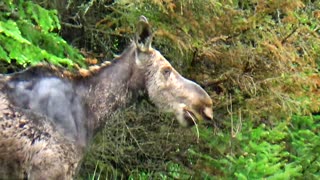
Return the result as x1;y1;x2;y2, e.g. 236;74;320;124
79;43;144;133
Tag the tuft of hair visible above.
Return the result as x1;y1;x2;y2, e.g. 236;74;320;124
28;60;112;79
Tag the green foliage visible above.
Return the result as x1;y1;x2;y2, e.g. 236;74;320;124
184;115;320;179
289;115;320;178
0;0;85;73
78;103;320;179
81;114;319;179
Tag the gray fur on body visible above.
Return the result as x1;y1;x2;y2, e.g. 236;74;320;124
4;43;140;145
0;77;81;179
7;77;86;143
0;43;141;179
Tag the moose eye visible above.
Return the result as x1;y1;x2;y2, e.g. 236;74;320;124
162;67;172;79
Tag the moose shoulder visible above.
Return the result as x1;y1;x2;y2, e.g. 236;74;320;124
0;16;213;179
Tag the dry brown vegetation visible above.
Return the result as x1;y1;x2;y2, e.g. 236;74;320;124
42;0;320;120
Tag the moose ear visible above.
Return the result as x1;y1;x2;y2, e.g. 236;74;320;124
135;16;153;52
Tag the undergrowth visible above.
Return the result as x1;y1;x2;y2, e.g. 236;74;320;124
78;100;198;179
188;115;320;179
79;102;320;179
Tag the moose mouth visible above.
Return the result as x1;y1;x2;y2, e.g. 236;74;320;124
183;109;199;127
183;106;213;127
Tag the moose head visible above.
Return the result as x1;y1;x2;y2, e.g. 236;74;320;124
130;16;213;127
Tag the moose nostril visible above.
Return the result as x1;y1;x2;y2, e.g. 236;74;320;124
203;107;213;120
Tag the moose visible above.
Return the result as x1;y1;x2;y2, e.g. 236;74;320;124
0;16;213;179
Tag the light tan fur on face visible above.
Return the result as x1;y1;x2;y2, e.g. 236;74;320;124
137;49;213;127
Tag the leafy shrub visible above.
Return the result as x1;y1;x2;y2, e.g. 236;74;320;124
0;0;85;73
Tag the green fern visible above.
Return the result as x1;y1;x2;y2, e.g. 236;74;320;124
0;1;85;72
0;20;30;44
23;1;61;32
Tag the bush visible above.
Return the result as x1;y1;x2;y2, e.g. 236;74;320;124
186;115;320;179
0;0;85;73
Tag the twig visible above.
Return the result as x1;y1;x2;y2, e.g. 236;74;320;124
61;22;83;29
186;111;199;143
227;94;234;137
281;26;298;44
124;124;148;156
203;70;233;86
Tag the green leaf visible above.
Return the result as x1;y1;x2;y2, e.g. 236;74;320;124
0;20;30;44
24;2;60;32
0;46;10;62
